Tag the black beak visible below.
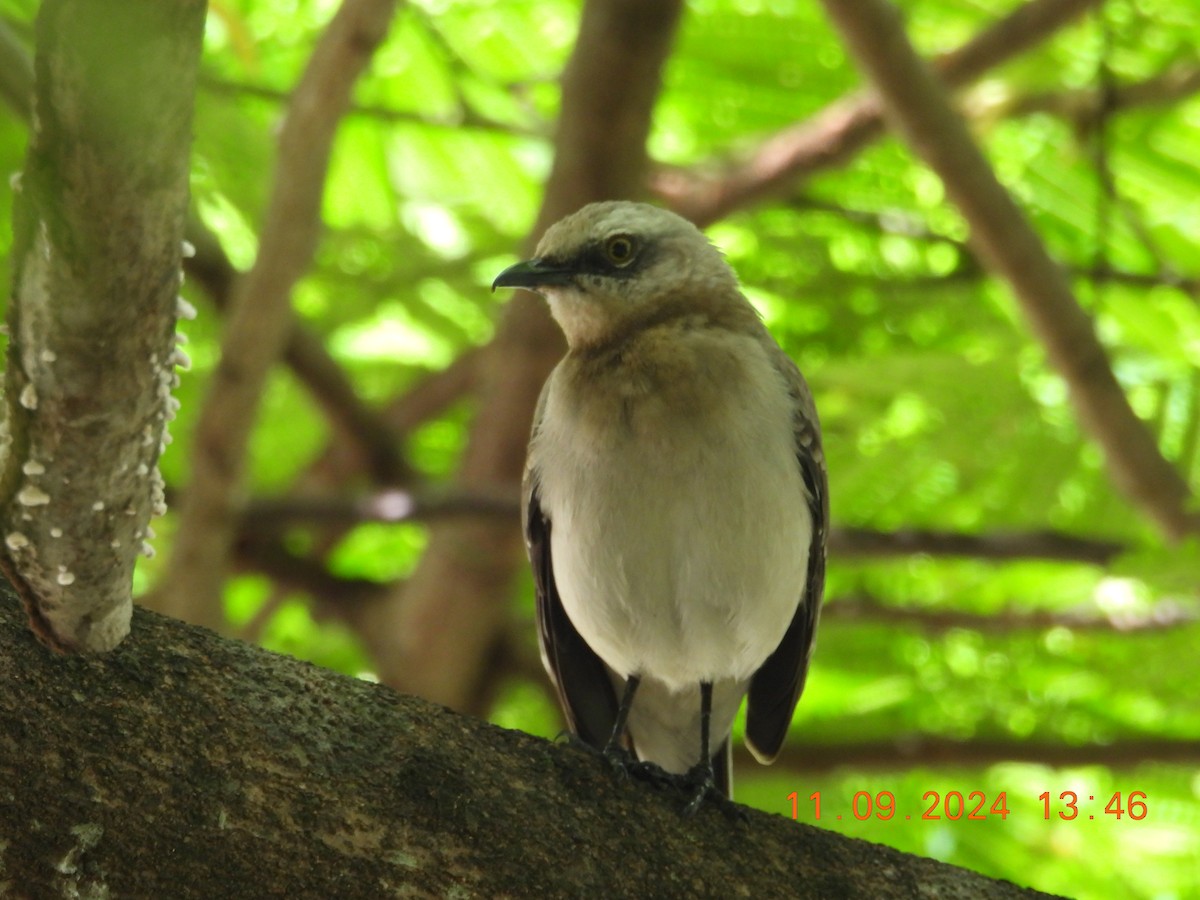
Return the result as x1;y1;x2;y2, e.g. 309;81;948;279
492;258;576;292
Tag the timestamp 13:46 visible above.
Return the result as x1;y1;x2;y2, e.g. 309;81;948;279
788;790;1148;822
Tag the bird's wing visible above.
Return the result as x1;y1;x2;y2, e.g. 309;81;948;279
523;379;619;749
745;347;828;763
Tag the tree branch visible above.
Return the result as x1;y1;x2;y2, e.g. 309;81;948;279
826;594;1196;634
0;591;1051;898
201;74;543;137
160;0;400;630
818;0;1197;541
182;215;410;484
654;0;1101;226
830;526;1124;565
0;0;206;650
237;489;1130;566
240;487;519;532
968;59;1200;127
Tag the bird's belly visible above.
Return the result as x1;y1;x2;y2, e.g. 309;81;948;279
543;416;810;691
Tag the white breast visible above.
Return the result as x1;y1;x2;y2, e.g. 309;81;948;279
533;329;811;692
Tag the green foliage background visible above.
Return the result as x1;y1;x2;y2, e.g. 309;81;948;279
2;0;1199;896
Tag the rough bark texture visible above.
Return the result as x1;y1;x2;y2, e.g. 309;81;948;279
0;0;206;651
366;0;686;711
0;589;1061;899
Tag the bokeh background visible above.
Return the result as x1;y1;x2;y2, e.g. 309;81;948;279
2;0;1198;896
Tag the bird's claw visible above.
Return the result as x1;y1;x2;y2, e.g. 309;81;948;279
681;764;747;821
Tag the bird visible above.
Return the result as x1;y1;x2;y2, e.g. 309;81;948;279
493;201;827;813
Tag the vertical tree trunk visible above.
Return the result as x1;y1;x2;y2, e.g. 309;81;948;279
1;0;206;651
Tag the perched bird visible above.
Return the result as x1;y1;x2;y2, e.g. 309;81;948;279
494;201;826;811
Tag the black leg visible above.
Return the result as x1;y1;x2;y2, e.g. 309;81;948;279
682;682;744;819
697;681;713;763
603;674;640;758
683;682;716;815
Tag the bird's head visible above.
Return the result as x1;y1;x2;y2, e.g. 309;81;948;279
493;201;743;350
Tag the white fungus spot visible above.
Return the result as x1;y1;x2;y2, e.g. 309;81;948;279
22;460;45;476
181;239;196;258
176;296;197;320
40;349;57;363
136;462;149;476
173;348;192;371
110;539;121;549
141;542;156;559
174;331;189;345
5;532;29;551
19;384;37;410
56;570;75;586
49;527;62;538
17;485;50;506
150;467;168;518
92;501;105;511
8;171;22;191
145;525;156;540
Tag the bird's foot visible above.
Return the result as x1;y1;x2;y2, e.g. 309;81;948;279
601;743;640;780
625;757;682;790
602;747;688;793
681;763;747;821
557;732;643;782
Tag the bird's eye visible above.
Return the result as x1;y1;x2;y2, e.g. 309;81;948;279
603;235;637;267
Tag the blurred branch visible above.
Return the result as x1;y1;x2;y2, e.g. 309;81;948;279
654;0;1102;225
234;538;387;606
830;527;1123;565
757;736;1200;776
238;490;1131;565
160;0;400;630
788;198;1200;297
384;347;481;433
184;215;410;484
819;0;1198;542
968;59;1200;126
826;593;1197;634
241;487;518;532
201;74;544;137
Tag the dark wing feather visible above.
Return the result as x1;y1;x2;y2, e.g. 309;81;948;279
524;385;619;749
745;351;828;763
